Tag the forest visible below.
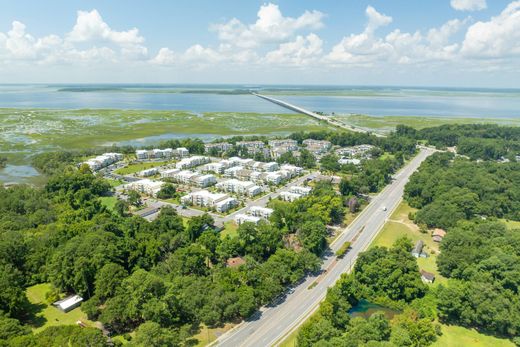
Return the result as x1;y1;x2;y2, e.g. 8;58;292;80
0;162;349;346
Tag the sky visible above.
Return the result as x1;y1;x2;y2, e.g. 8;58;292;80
0;0;519;87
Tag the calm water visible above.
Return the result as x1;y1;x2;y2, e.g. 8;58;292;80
0;84;519;118
349;299;400;319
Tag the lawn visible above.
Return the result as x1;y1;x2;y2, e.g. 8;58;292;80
432;324;514;347
114;161;170;175
371;202;447;285
220;221;238;239
25;283;94;333
99;196;117;211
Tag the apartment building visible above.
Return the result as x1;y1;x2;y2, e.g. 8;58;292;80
175;156;210;169
289;185;312;196
82;152;123;171
181;190;237;213
139;167;159;177
249;206;274;219
163;170;216;187
279;191;302;202
216;179;262;197
234;214;261;225
302;139;332;155
136;147;189;160
124;179;164;197
204;142;233;153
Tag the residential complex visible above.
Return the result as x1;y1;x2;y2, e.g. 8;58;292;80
302;139;332;155
161;169;216;187
249;206;274;219
204;142;233;153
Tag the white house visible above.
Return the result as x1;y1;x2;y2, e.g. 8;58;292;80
82;152;123;171
181;190;237;213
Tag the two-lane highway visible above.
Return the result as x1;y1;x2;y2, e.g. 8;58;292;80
216;147;434;347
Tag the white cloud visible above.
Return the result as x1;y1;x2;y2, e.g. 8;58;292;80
325;6;393;65
461;1;520;57
212;2;324;48
67;9;144;45
150;47;176;65
264;33;323;66
451;0;487;11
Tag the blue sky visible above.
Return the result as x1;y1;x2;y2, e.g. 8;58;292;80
0;0;518;86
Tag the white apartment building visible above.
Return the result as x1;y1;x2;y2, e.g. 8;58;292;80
163;170;216;187
136;147;189;160
216;179;262;197
139;167;159;177
289;185;312;196
338;158;361;165
249;206;274;219
224;165;244;178
204;142;233;153
83;152;123;171
160;168;180;178
303;139;332;154
236;141;265;149
124;179;164;197
175;156;210;169
181;190;237;213
280;164;303;177
268;139;298;150
252;161;279;172
234;214;261;225
280;191;302;202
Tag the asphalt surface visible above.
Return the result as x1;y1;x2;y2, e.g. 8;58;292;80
215;147;434;347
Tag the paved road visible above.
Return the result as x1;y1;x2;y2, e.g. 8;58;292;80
215;147;434;347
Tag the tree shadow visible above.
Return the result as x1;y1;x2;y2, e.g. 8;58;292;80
21;301;48;328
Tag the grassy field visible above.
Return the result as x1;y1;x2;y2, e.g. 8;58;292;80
432;325;514;347
220;221;239;239
0;108;331;166
501;219;520;230
25;283;94;333
99;196;117;211
114;161;170;175
333;114;520;133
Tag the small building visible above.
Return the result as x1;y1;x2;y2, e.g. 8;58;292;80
289;186;312;196
135;206;160;218
139;167;159;177
53;295;83;312
249;206;274;219
411;240;425;258
420;270;435;283
432;228;447;243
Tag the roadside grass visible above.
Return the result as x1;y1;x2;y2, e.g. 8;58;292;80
192;323;236;346
25;283;94;333
99;196;117;211
220;221;238;239
114;161;170;175
432;325;514;347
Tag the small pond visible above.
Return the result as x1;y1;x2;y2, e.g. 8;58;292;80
349;299;400;319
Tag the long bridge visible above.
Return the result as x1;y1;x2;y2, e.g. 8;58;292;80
252;92;381;136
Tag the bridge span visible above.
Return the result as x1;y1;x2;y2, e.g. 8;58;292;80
252;93;380;136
